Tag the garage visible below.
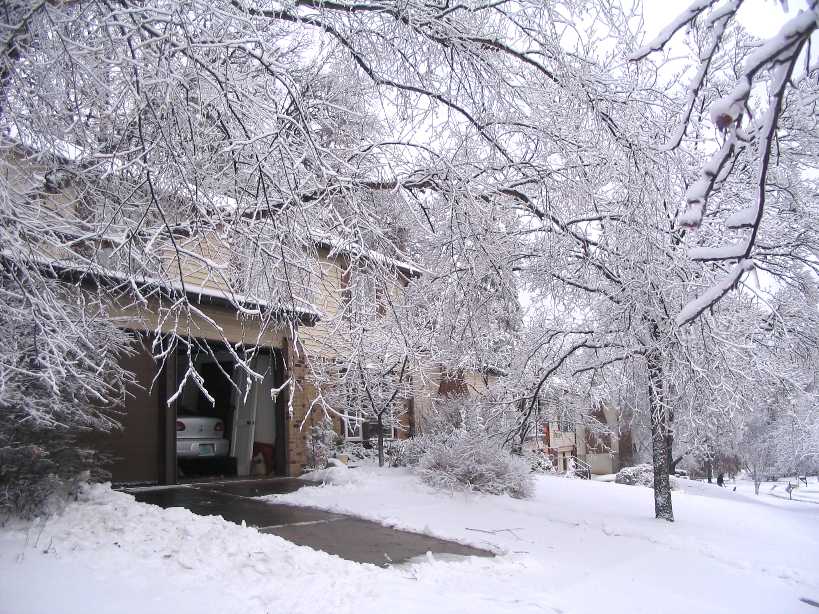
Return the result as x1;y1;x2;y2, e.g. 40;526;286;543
95;335;171;484
95;335;289;485
175;342;288;481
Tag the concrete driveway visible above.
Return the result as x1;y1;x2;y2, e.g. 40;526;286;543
128;478;492;567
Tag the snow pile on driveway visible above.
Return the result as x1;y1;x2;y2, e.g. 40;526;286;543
301;460;363;485
0;482;551;614
269;466;819;614
0;483;376;614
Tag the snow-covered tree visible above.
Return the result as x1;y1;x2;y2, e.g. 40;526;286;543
628;0;819;324
5;0;816;528
308;263;423;467
487;3;819;521
1;0;639;409
0;270;131;515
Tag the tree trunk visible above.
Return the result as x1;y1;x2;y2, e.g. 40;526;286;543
377;413;385;468
647;349;674;522
705;458;713;484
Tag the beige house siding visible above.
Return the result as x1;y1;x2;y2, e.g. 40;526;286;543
109;295;289;349
159;232;232;294
297;250;347;359
412;366;443;432
1;150;82;217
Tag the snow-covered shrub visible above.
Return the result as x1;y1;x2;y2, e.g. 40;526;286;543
615;464;655;487
419;430;533;498
338;440;373;461
390;434;433;467
410;396;533;498
305;415;340;470
615;464;679;490
337;438;395;464
524;449;555;474
0;447;100;520
564;456;579;479
614;464;674;488
394;395;494;470
0;276;130;519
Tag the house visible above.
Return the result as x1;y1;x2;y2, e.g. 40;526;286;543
3;137;459;483
3;131;524;486
99;237;429;484
534;391;633;476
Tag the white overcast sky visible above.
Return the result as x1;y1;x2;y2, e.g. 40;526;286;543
642;0;811;40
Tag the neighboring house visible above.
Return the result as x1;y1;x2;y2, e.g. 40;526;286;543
535;396;633;476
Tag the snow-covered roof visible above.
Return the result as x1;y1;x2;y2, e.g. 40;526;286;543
2;135;427;280
3;250;322;325
311;231;427;278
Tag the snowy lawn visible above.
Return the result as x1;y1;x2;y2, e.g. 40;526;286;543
269;467;819;614
1;472;818;614
731;476;819;505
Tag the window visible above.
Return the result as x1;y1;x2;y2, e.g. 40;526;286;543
558;418;574;433
342;406;397;441
343;408;363;440
335;364;404;442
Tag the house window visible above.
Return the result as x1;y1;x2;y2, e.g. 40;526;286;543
336;362;402;442
341;408;396;441
343;411;363;439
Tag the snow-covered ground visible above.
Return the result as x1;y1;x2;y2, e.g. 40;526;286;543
271;467;819;613
2;471;818;614
732;476;819;505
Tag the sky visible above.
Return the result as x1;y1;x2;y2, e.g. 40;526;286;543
642;0;812;40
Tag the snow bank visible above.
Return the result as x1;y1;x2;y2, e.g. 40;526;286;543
1;484;375;614
301;462;363;485
0;482;550;614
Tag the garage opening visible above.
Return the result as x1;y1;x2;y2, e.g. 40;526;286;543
175;343;287;481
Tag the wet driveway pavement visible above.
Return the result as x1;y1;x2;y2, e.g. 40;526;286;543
127;478;492;567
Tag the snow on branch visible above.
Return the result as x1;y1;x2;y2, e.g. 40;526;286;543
659;0;744;152
677;8;816;232
676;259;754;326
628;0;720;61
654;4;818;325
688;242;747;261
724;206;756;229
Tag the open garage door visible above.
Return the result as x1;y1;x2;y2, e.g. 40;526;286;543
175;344;287;480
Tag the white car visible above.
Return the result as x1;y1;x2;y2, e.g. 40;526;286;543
176;416;230;458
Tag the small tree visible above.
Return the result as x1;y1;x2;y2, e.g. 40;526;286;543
740;414;780;495
309;264;422;467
